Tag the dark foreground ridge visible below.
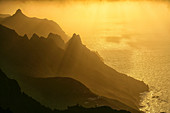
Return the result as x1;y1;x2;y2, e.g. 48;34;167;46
0;69;131;113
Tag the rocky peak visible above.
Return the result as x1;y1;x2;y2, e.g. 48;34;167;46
47;33;65;49
48;33;60;39
13;9;26;17
72;33;81;42
23;34;29;40
30;33;39;40
16;9;22;14
66;33;82;47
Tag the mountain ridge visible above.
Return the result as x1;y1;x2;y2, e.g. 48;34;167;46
0;68;131;113
0;24;148;112
16;75;139;112
0;9;68;41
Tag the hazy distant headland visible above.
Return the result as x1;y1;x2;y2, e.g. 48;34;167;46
0;9;68;41
0;9;149;113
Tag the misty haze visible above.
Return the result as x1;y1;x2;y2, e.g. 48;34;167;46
0;0;170;113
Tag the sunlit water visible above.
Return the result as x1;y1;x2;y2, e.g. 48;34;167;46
0;1;170;112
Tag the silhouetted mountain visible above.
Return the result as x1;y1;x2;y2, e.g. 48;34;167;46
58;33;148;110
16;75;139;112
0;24;64;77
63;105;131;113
0;25;147;112
0;69;131;113
0;14;10;22
0;9;68;41
0;107;12;113
47;33;65;49
0;69;55;113
0;14;10;18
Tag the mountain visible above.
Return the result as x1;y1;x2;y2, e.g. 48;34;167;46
0;24;64;77
0;14;10;22
0;68;55;113
0;69;131;113
0;24;148;112
16;75;139;112
0;107;12;113
0;9;68;41
0;14;10;18
0;25;137;112
58;34;148;110
47;33;65;49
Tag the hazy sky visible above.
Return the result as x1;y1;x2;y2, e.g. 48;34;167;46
0;0;169;2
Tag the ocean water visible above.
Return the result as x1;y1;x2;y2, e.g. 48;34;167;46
100;45;170;112
0;1;170;112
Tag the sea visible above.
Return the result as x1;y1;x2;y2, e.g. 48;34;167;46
0;1;170;112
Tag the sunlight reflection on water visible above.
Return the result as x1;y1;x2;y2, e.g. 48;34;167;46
0;1;170;112
102;48;170;113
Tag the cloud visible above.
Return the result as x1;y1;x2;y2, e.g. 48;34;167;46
104;34;131;43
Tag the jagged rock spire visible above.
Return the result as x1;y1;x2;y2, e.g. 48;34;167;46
68;33;82;45
13;9;25;17
16;9;22;14
30;33;39;40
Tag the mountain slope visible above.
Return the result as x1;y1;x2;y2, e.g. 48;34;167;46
16;75;139;112
0;69;55;113
0;14;10;22
0;25;138;112
58;34;149;110
0;24;147;112
0;24;64;77
0;69;131;113
0;9;68;41
0;14;10;18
